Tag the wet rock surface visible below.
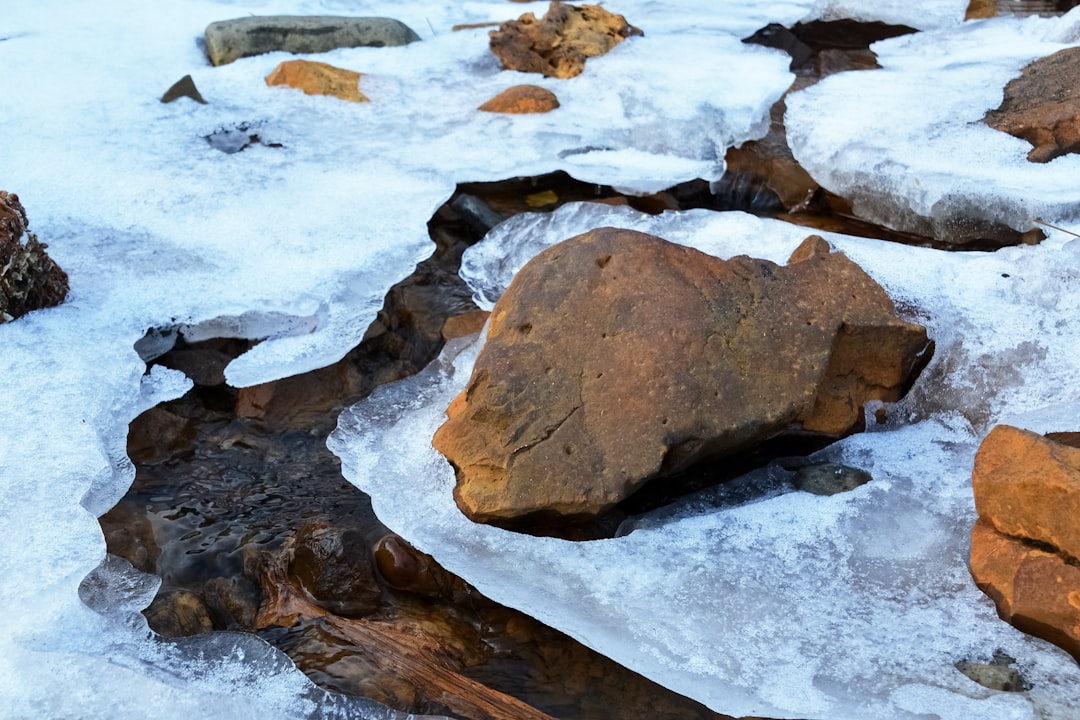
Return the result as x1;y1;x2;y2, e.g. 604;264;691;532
984;46;1080;163
204;16;420;66
265;60;368;103
970;425;1080;663
489;1;642;79
433;229;930;528
0;191;68;323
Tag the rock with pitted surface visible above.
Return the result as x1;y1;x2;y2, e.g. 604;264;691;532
0;191;68;323
204;16;420;66
969;425;1080;663
984;46;1080;163
432;228;931;526
266;59;369;103
489;2;642;79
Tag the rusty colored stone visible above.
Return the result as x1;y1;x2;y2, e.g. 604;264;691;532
970;426;1080;663
265;59;369;102
442;310;490;341
489;1;642;79
972;425;1080;560
433;229;930;526
984;47;1080;163
478;84;560;114
970;518;1080;663
0;191;68;323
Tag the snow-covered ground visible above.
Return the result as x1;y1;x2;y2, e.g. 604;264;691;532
1;1;1079;719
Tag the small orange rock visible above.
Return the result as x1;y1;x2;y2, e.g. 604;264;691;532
265;59;369;103
479;84;560;114
442;310;490;341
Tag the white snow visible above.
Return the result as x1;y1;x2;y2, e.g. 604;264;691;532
4;0;1079;719
785;9;1080;243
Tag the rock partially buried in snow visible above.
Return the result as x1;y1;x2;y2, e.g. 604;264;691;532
0;191;69;323
970;425;1080;662
433;228;931;527
478;85;560;114
984;46;1080;163
265;60;369;103
204;16;421;67
160;74;206;104
489;1;642;79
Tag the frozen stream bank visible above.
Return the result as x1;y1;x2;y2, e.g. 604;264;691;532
2;1;1080;719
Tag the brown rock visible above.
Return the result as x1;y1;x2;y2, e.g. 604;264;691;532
970;518;1080;663
965;0;997;19
479;84;560;114
265;59;369;102
287;522;381;618
0;191;68;323
970;426;1080;663
161;75;207;104
489;1;642;79
972;425;1080;559
984;47;1080;163
432;229;930;525
442;310;490;341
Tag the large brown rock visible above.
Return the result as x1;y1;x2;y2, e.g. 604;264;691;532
984;47;1080;163
432;228;931;526
489;1;642;79
0;191;68;323
970;425;1080;663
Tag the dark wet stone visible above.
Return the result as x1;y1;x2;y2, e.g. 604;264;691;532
956;650;1031;692
373;534;451;597
204;16;420;66
161;74;206;104
144;589;214;637
793;462;872;495
204;576;260;630
289;523;381;618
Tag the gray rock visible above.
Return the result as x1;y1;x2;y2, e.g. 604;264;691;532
794;462;871;496
204;16;421;66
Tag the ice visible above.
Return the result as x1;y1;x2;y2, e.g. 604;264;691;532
785;11;1080;243
1;0;1071;717
330;203;1080;720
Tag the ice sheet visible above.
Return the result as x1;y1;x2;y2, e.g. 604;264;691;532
331;203;1080;720
0;0;1055;717
785;11;1080;243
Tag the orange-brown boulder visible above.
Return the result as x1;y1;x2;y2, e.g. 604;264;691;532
0;191;68;323
432;228;931;526
265;59;369;102
479;85;560;114
970;425;1080;662
489;1;642;79
984;47;1080;163
970;518;1080;663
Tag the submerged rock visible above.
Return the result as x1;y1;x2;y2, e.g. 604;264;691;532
970;424;1080;662
0;191;68;323
984;46;1080;163
433;228;930;527
265;59;369;103
489;1;642;79
204;16;420;67
478;85;560;114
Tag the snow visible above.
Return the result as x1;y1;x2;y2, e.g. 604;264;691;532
3;0;1079;719
785;9;1080;243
